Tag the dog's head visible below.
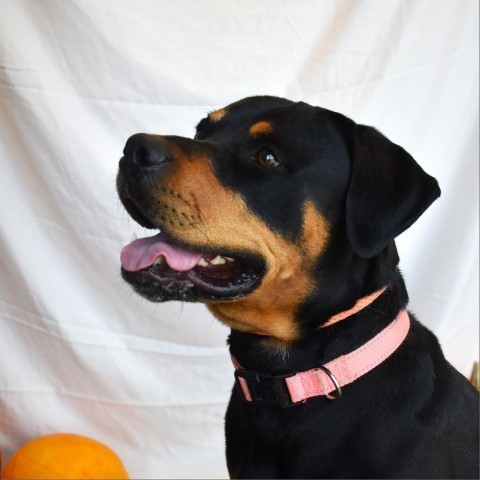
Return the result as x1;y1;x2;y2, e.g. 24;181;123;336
117;96;440;342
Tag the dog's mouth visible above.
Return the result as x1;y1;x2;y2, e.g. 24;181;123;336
120;231;264;302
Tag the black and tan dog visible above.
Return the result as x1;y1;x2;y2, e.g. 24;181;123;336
117;96;479;479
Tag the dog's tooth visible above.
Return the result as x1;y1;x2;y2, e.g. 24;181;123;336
211;255;226;265
154;256;164;265
197;255;232;266
197;258;210;267
131;232;138;242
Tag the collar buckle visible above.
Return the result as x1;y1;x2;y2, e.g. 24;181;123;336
234;369;297;408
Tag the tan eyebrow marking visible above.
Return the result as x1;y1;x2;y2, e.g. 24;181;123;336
249;121;274;138
209;108;227;122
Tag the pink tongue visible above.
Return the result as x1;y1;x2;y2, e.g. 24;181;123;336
121;233;203;272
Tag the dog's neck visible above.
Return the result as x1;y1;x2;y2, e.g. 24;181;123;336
228;269;409;374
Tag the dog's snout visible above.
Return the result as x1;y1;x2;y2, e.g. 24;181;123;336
123;133;171;168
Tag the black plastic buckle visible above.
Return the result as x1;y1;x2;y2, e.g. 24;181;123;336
234;369;297;408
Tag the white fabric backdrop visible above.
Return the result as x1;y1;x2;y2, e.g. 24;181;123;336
0;0;478;477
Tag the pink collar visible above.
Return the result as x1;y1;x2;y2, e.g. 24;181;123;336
232;292;410;406
320;287;387;328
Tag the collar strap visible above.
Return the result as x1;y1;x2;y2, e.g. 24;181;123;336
232;309;410;407
321;287;387;328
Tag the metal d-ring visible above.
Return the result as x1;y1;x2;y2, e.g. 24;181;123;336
317;365;343;400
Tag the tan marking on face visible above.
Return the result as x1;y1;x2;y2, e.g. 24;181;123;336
209;108;227;122
146;146;330;342
301;200;330;262
249;121;274;138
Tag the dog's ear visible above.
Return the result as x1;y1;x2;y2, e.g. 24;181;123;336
346;125;440;258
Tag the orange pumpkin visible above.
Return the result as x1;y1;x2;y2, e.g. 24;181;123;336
1;433;129;479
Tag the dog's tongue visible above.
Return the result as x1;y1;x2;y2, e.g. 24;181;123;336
121;233;202;272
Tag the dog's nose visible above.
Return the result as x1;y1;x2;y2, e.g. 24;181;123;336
123;133;171;168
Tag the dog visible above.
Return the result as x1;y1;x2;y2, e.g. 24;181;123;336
117;96;479;479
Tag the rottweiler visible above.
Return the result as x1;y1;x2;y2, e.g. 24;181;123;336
117;96;479;479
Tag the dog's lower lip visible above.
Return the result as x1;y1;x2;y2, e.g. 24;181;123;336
121;259;262;300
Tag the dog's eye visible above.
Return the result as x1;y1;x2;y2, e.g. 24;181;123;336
256;149;280;168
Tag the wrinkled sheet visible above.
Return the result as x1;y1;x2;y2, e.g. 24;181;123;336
0;0;478;477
